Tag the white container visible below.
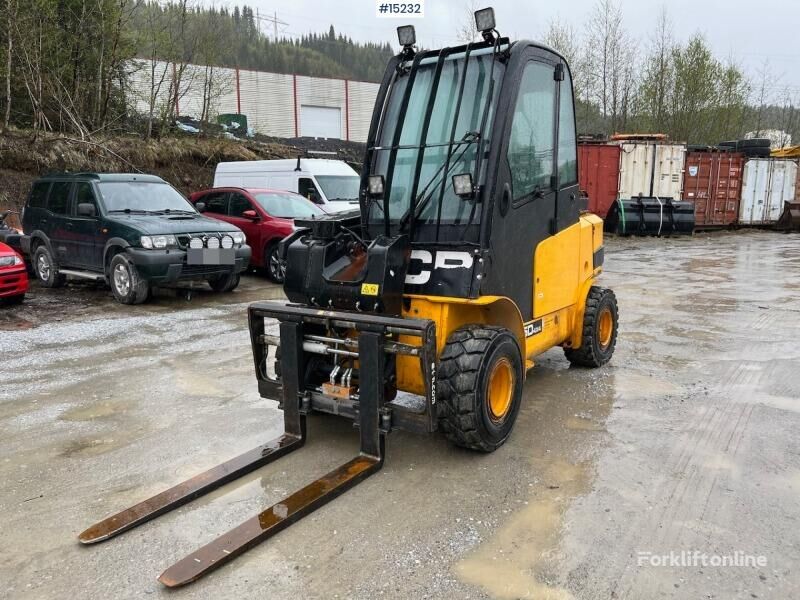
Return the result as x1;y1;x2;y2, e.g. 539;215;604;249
618;142;686;200
739;159;798;225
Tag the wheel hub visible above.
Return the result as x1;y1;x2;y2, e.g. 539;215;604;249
487;357;514;421
114;263;131;295
598;307;614;349
37;253;51;281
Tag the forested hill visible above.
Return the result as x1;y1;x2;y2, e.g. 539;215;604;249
131;2;394;82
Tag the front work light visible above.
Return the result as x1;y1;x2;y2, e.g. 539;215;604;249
452;173;474;198
474;7;495;32
397;25;416;47
368;175;386;197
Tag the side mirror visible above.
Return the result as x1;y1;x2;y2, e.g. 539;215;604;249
308;192;322;205
195;202;206;212
242;209;259;220
77;203;96;217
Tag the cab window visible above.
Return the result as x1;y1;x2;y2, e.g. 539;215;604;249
74;183;98;216
558;68;578;186
28;182;50;208
202;192;228;214
228;193;254;217
47;181;72;215
508;61;556;202
298;178;322;203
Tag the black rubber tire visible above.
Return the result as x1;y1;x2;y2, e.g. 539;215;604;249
265;243;285;283
4;293;25;305
33;245;66;288
565;286;619;367
109;253;150;305
438;325;524;452
208;272;240;292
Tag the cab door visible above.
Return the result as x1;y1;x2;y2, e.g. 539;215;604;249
483;52;561;321
71;181;103;269
45;180;75;266
227;192;264;263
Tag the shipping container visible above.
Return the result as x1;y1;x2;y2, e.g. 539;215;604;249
739;159;798;225
618;142;685;200
578;144;620;217
682;151;745;228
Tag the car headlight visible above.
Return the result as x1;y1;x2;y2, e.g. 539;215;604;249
232;232;245;246
206;236;220;249
0;255;22;267
140;235;177;249
221;235;234;249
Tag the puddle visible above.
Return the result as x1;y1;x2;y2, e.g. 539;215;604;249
456;460;591;600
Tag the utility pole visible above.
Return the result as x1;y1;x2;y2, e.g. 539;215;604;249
258;10;288;41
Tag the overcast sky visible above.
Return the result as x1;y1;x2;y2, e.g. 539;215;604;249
235;0;800;96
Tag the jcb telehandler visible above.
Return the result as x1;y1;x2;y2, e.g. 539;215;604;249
79;8;619;587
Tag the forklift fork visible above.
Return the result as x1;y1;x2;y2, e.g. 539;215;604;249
78;319;388;587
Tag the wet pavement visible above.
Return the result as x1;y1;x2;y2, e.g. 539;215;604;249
1;230;798;599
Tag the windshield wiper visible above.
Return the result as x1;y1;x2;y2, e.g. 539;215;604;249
108;208;148;214
150;209;196;215
397;132;479;231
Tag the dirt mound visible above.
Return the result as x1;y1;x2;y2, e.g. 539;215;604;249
0;131;366;213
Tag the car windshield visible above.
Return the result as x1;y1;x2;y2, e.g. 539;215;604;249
253;192;324;218
97;182;196;213
314;175;360;202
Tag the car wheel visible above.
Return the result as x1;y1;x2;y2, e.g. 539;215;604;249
208;272;240;292
109;253;150;305
33;245;66;288
266;244;286;283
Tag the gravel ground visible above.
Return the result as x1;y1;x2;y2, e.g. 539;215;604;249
1;230;798;599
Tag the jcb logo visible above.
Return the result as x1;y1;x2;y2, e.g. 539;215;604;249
405;250;474;285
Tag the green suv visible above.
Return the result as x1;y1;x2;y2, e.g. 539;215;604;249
21;173;251;304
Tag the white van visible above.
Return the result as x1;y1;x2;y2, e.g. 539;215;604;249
213;158;360;212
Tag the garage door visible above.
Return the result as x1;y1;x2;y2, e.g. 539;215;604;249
300;105;341;139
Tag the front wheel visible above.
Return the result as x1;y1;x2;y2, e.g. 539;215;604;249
438;325;524;452
564;286;619;367
265;244;285;283
109;254;150;305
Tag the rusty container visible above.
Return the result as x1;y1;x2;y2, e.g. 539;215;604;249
682;151;744;228
578;144;621;218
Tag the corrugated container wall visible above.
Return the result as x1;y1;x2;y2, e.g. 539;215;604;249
578;144;620;218
681;152;744;228
739;159;799;225
125;59;379;142
618;143;685;200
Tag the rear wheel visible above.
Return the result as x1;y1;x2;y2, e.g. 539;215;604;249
438;325;524;452
34;246;66;288
266;244;285;283
109;254;150;305
564;286;618;367
208;272;240;292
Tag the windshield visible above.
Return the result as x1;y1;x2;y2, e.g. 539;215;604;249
315;175;360;202
254;192;323;218
368;46;504;242
98;182;196;213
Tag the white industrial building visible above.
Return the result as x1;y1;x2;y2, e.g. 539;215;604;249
126;60;380;142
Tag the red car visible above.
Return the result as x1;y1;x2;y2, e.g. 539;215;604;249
0;241;28;304
189;187;323;282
